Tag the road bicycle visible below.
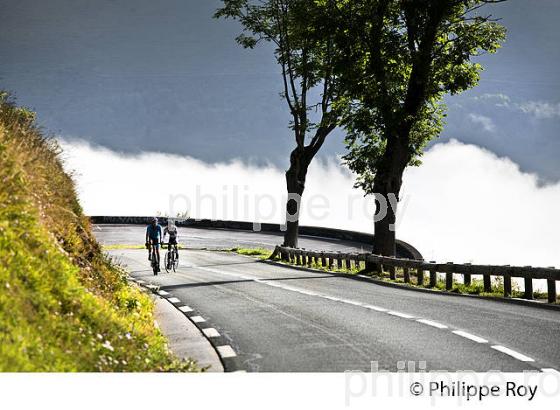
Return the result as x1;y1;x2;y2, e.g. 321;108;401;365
147;242;161;275
163;242;179;273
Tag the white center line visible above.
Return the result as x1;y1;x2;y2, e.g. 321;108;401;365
363;305;388;312
387;311;415;319
491;345;535;362
191;263;540;367
417;319;448;329
452;330;488;343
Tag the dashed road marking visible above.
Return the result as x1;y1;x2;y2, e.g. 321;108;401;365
178;305;193;313
167;297;181;303
191;263;542;368
491;345;534;362
158;290;170;296
202;328;221;338
387;311;415;319
191;316;206;323
452;330;488;344
541;368;560;374
363;305;388;312
417;319;448;329
216;345;237;358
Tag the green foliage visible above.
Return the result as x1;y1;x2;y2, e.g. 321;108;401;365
0;93;199;371
320;0;507;194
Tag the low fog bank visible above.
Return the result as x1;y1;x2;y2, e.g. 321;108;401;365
59;139;560;269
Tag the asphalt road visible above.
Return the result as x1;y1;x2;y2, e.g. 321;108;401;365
96;224;560;372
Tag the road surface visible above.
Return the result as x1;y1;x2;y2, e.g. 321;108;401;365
96;224;560;372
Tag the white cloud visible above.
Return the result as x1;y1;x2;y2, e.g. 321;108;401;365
468;113;496;132
518;101;560;119
59;139;560;271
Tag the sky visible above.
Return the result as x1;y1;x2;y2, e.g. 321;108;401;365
2;0;560;179
2;0;560;267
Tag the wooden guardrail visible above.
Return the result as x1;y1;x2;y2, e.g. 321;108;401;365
270;246;559;304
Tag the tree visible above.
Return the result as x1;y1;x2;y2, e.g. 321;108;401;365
215;0;341;248
329;0;506;258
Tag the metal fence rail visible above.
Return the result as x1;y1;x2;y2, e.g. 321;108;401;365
270;246;559;304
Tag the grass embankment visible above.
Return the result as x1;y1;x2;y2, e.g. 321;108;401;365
0;93;198;371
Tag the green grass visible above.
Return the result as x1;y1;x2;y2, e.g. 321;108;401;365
231;247;273;259
0;93;199;371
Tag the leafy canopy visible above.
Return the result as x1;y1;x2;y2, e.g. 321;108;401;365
323;0;507;193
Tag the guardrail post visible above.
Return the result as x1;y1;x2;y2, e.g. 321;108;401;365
328;254;334;270
403;267;410;284
445;263;453;290
389;265;396;280
523;266;533;300
416;266;424;286
288;249;294;263
483;273;492;293
464;263;471;286
321;252;327;268
345;255;351;270
337;252;343;270
429;262;437;287
503;270;512;297
547;267;557;303
307;252;314;268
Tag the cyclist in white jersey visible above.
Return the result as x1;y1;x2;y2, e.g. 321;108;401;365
164;220;179;260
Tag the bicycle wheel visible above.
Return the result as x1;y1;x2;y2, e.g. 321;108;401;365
164;251;170;273
172;251;179;272
152;255;158;275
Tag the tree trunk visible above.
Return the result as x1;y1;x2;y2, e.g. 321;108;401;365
368;136;408;266
282;147;309;248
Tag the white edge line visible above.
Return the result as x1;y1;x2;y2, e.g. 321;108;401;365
191;316;206;323
178;305;193;312
452;330;488;344
216;345;237;358
167;297;181;303
541;368;560;374
202;328;221;338
491;345;534;362
417;319;448;329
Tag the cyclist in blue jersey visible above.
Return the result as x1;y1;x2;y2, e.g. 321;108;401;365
145;217;163;271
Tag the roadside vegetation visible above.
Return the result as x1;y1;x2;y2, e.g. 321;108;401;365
230;248;272;260
0;93;199;371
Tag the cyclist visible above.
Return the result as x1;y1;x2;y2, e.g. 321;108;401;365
164;220;179;268
145;217;163;272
